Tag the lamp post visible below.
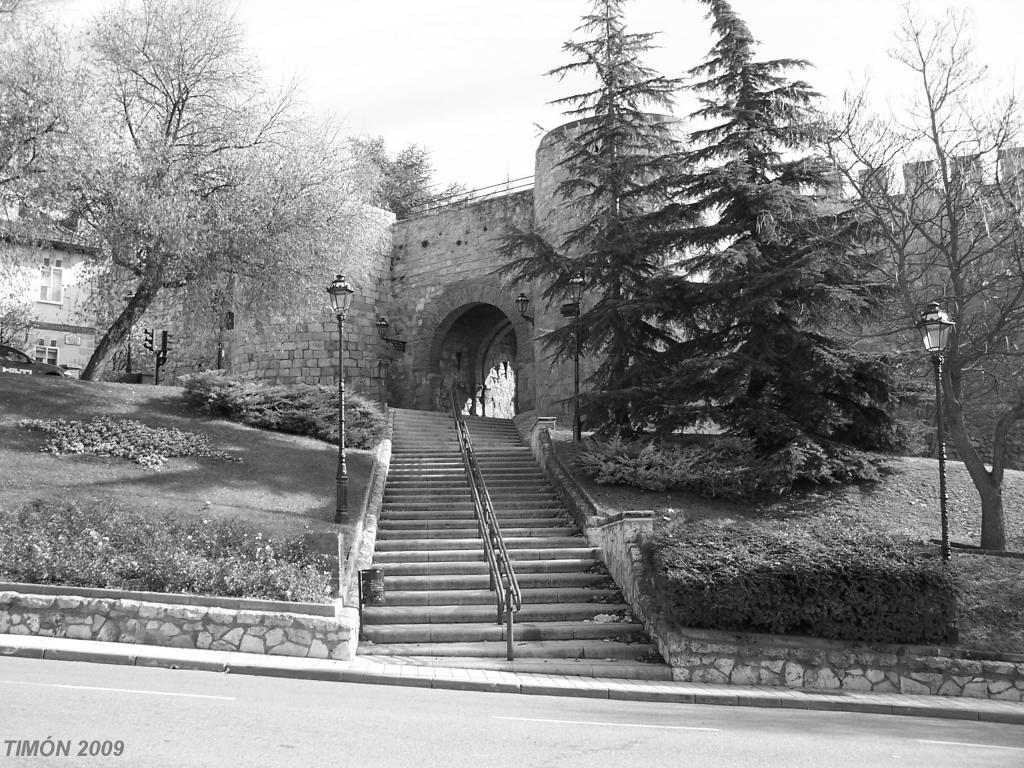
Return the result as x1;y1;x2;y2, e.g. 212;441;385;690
327;274;355;524
568;272;585;442
916;301;956;562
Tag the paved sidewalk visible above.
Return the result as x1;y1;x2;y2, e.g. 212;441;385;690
2;633;1023;725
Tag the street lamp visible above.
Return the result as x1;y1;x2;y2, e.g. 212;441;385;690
375;316;407;352
917;301;956;562
568;272;586;442
327;274;355;524
515;292;534;324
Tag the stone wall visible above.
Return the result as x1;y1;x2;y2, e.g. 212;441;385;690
0;587;358;661
520;415;1024;702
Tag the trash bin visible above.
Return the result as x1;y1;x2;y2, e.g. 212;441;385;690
359;568;385;606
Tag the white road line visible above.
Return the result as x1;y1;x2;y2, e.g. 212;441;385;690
916;740;1024;752
495;716;719;732
1;680;235;701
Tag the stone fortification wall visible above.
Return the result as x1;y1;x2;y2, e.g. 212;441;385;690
138;207;394;401
0;587;357;661
389;191;536;409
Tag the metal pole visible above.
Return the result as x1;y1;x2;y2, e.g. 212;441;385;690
505;586;515;661
934;354;950;562
335;312;348;524
573;303;581;442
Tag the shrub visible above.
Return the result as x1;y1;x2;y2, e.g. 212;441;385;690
641;517;958;644
18;416;240;469
577;434;889;500
0;500;332;602
180;371;386;449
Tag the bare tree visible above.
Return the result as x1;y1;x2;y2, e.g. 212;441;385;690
824;8;1024;550
70;0;373;380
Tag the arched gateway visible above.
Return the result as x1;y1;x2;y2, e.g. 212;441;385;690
401;280;534;414
210;120;594;424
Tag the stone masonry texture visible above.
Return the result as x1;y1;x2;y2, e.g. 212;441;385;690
0;592;357;661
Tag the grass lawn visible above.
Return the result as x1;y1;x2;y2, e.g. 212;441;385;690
0;373;373;541
552;430;1024;655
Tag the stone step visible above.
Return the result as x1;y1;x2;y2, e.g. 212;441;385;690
387;479;551;489
363;602;630;626
378;508;565;521
382;500;562;512
379;587;621;606
372;545;599;561
375;527;578;541
375;558;599;577
358;655;672;681
383;490;556;501
381;503;562;514
358;638;659;662
376;524;569;536
382;571;612;591
360;620;647;645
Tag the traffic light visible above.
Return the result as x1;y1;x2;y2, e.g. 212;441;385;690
143;328;154;351
160;330;171;353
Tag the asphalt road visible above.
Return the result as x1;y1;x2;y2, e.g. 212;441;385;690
1;657;1023;768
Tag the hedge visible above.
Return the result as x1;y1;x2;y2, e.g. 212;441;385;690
641;517;958;644
180;371;386;449
0;500;333;603
577;434;889;501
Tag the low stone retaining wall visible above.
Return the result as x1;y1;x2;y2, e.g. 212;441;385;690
518;416;1024;703
659;626;1024;700
592;513;1024;702
0;584;357;661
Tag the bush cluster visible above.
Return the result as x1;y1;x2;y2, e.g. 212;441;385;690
0;500;332;603
641;517;958;644
577;434;889;500
18;416;239;469
180;371;386;449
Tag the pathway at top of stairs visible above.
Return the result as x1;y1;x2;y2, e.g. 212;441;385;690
360;407;671;680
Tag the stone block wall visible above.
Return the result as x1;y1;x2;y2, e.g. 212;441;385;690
0;588;358;661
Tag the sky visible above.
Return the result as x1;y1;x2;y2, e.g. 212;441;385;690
37;0;1024;192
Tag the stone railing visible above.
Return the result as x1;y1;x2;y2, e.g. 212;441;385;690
521;415;1024;702
0;583;358;660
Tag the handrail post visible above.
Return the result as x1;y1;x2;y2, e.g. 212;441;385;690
505;586;515;661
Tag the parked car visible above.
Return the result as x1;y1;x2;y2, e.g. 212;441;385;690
0;344;69;377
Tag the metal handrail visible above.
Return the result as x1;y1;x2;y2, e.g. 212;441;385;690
449;391;522;660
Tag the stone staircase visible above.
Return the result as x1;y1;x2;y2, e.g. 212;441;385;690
359;407;670;679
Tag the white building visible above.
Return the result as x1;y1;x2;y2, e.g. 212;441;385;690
1;232;98;376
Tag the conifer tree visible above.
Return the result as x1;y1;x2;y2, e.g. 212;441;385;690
640;0;894;451
500;0;686;433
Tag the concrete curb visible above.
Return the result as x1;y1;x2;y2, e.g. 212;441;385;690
2;634;1023;724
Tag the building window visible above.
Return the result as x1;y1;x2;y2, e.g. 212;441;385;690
35;338;58;365
39;258;63;303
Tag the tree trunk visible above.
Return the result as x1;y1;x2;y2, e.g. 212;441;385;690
80;263;163;381
943;363;1008;551
978;481;1007;551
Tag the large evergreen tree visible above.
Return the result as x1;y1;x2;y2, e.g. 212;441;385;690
640;0;894;451
500;0;686;433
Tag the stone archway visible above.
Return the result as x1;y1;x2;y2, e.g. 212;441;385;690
401;279;535;413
